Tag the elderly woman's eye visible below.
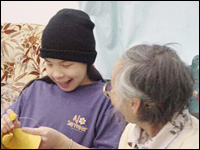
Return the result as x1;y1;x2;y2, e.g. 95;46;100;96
103;81;112;99
107;82;112;91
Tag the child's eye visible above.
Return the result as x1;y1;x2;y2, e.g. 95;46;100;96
46;63;52;67
63;64;72;68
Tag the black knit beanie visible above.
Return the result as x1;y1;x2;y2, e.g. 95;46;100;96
40;9;97;64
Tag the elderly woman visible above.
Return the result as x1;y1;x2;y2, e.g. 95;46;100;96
104;44;199;149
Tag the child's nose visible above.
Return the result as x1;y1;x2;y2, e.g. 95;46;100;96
52;70;64;79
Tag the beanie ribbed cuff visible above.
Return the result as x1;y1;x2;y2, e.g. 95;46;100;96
40;48;97;65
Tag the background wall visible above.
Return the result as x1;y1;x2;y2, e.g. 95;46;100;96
1;1;79;25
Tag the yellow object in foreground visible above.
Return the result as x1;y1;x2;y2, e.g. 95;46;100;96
9;113;18;121
1;113;41;149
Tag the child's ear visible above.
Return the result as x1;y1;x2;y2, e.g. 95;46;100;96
130;98;141;114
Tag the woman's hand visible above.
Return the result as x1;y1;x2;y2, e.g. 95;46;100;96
1;109;21;134
22;126;69;149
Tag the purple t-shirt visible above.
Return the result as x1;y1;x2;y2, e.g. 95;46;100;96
6;80;125;149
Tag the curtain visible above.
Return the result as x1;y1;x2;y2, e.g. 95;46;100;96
79;1;199;79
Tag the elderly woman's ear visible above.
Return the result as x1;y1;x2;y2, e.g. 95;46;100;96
130;98;141;115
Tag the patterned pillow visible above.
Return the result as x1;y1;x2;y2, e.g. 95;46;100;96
1;23;47;114
189;55;199;113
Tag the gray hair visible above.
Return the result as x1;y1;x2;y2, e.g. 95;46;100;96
113;44;193;126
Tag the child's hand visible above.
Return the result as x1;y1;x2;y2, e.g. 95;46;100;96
22;127;68;149
1;109;21;134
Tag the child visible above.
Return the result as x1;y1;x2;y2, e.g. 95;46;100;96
1;9;125;149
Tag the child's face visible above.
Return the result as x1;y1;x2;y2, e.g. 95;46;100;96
45;58;91;92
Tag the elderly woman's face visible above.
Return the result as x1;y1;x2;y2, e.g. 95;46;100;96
110;61;120;107
111;60;136;123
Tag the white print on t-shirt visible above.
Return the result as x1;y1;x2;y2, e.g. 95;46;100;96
67;115;88;132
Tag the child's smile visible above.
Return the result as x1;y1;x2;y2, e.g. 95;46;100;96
56;79;73;89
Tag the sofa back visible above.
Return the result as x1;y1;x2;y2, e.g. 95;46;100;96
1;23;46;114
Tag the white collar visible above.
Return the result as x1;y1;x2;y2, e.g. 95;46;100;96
127;109;191;149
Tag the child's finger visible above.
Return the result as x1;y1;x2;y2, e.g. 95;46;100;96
22;127;42;135
6;109;20;127
1;124;7;134
7;109;15;115
1;118;10;133
13;119;21;128
3;114;15;130
1;124;9;134
1;117;12;133
7;109;18;121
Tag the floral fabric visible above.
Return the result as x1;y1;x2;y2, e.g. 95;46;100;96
1;23;46;114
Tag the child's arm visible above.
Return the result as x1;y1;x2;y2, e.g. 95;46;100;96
1;109;21;134
22;127;89;149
